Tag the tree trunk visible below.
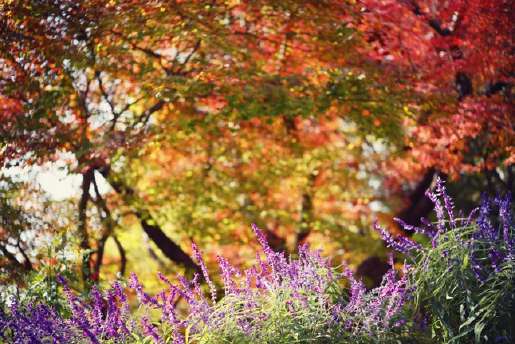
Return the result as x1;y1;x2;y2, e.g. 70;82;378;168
78;168;94;284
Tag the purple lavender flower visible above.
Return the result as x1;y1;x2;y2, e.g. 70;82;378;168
497;193;514;255
343;268;366;313
374;221;421;254
435;177;456;228
58;277;100;344
425;184;446;232
176;274;199;305
477;194;498;242
129;272;160;307
464;207;480;227
489;249;503;272
192;242;217;303
217;255;240;295
1;302;80;344
89;285;104;336
251;223;282;273
111;280;132;336
466;193;514;281
161;287;184;343
141;316;162;343
394;217;437;240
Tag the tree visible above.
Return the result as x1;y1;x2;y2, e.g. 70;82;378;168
358;0;513;225
1;0;405;285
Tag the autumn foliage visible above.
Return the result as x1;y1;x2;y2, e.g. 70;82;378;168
0;2;513;341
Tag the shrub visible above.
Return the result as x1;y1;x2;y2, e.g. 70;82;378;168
1;225;411;343
376;178;514;343
179;226;412;344
1;179;513;344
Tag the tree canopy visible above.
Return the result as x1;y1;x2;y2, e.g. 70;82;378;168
0;0;512;291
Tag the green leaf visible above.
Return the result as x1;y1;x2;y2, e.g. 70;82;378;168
474;322;486;343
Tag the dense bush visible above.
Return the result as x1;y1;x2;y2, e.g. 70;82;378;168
1;180;513;343
389;181;514;343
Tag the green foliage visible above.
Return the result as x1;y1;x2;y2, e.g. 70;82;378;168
321;69;408;143
0;235;77;315
410;226;514;343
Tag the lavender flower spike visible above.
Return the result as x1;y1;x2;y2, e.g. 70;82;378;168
373;221;421;254
192;242;217;303
251;223;275;262
141;316;162;343
435;177;456;228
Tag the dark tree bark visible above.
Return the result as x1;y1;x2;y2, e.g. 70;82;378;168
112;235;127;276
396;168;441;229
16;242;32;271
455;72;473;100
485;81;511;97
93;234;108;281
356;256;391;289
91;175;112;280
294;172;317;249
98;166;200;272
0;244;31;271
135;210;199;271
296;192;312;244
78;168;94;250
78;168;95;284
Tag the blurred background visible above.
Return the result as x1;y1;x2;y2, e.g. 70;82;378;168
0;0;512;297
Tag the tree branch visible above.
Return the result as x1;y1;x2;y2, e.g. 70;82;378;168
112;235;127;276
98;166;200;272
78;167;94;284
90;173;115;280
0;243;31;272
131;100;165;129
78;168;94;251
134;210;200;272
294;172;317;249
16;241;32;271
